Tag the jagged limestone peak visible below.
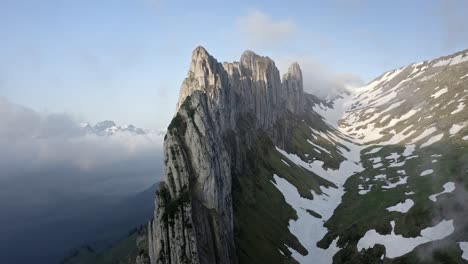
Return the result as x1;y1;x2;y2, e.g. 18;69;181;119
240;50;278;79
188;46;217;74
149;47;310;264
286;62;302;80
282;62;303;90
282;62;304;114
177;46;225;110
192;45;210;57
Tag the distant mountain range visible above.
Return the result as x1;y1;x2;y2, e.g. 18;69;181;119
80;121;165;136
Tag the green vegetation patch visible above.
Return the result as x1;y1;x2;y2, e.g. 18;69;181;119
283;111;348;171
62;226;149;264
233;133;333;264
157;185;190;226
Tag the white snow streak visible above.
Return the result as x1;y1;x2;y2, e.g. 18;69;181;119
449;123;466;135
420;133;444;148
429;182;455;202
410;126;437;144
365;147;382;155
459;242;468;260
420;169;434;176
430;87;448;99
357;220;454;258
451;102;465;115
386;199;414;213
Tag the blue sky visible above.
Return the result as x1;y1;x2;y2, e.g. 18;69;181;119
1;0;467;129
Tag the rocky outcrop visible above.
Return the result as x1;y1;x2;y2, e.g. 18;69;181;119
282;62;304;115
148;46;306;264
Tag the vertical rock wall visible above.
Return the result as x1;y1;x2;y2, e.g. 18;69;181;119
148;46;304;264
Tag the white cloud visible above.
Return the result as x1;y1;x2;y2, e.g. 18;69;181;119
236;10;297;48
0;97;164;183
276;56;363;99
236;10;362;99
0;100;164;264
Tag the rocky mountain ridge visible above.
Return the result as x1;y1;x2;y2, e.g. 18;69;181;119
148;47;468;264
148;46;316;264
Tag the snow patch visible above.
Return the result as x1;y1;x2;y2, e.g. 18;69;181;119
386;199;414;213
451;102;465;115
385;152;400;162
271;175;342;263
357;220;454;258
429;182;455;202
387;108;420;127
365;147;382;155
430;87;448;99
409;126;437;144
373;163;383;169
382;176;408;189
420;169;434;176
450;54;468;66
459;242;468;260
420;133;444;148
374;174;387;180
389;161;406;168
380;114;391;123
359;184;373;195
307;139;332;154
403;144;416;157
449;123;466;135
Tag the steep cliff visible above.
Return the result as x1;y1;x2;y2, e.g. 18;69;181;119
148;47;327;264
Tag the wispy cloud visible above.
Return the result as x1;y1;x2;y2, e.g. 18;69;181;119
236;10;362;99
276;56;363;99
236;10;297;49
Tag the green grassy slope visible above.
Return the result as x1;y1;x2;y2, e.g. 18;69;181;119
62;226;150;264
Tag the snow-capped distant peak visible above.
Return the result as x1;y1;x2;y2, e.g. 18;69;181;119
82;121;149;136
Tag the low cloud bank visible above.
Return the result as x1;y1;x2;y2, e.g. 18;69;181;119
0;97;165;263
0;97;164;180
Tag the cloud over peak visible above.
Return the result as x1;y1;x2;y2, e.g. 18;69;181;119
276;56;364;100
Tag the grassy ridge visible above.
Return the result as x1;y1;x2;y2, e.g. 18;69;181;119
233;133;333;264
319;137;468;263
62;226;149;264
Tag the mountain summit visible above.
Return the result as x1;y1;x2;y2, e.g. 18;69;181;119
148;47;468;264
148;47;316;264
